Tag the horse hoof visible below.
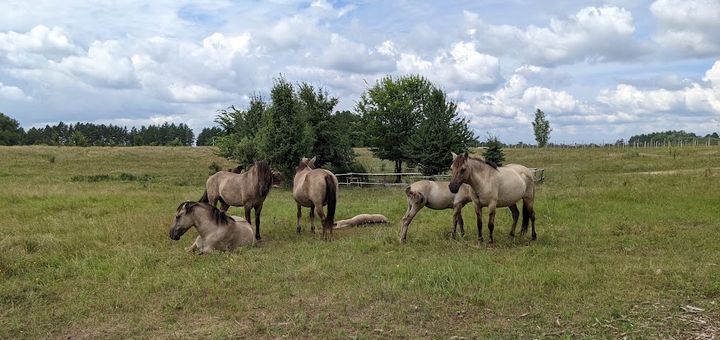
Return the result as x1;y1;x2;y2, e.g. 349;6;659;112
486;243;495;250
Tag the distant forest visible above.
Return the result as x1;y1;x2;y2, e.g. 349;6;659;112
1;112;718;147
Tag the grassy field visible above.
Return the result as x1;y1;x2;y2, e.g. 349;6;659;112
1;145;719;339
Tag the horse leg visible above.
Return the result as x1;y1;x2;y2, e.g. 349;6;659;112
315;204;329;241
296;204;303;234
508;203;520;237
452;205;464;239
473;204;484;245
487;204;497;249
521;199;537;240
399;202;422;243
185;236;200;253
253;205;263;241
309;205;316;234
219;201;230;212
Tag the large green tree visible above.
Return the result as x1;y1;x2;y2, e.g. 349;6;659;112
255;76;314;180
297;82;354;169
403;87;474;176
0;112;25;146
356;75;473;179
532;108;552;147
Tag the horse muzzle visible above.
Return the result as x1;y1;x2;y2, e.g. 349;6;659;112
448;181;461;194
169;227;186;240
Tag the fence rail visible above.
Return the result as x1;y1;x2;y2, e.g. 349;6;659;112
336;168;545;187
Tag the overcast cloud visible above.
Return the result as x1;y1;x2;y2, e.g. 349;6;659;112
1;0;719;144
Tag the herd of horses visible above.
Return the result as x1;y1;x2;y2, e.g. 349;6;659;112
169;153;537;254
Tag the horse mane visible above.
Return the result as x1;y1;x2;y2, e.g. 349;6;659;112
176;201;233;226
253;160;273;197
454;154;498;170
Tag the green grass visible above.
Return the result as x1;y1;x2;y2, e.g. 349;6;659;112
1;145;719;339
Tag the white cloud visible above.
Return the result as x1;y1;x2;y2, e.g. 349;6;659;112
651;0;720;57
0;82;33;101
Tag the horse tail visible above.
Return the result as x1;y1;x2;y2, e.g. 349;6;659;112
405;186;425;205
199;190;209;203
324;174;337;227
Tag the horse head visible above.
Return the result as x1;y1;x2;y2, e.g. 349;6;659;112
169;201;195;240
448;152;470;194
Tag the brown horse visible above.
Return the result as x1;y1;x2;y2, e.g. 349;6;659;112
293;156;339;241
448;152;536;248
400;180;489;243
200;160;274;240
169;201;255;254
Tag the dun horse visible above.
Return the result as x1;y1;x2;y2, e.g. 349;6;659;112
200;160;274;240
448;152;536;248
400;180;486;243
169;201;255;254
293;157;339;241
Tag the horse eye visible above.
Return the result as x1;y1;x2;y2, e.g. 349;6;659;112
175;215;180;220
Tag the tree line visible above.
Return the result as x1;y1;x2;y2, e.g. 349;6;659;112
0;114;195;146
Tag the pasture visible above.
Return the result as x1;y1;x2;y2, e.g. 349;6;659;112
1;145;719;339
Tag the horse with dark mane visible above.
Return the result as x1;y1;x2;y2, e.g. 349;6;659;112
448;152;536;248
169;201;255;254
293;156;339;241
200;160;274;240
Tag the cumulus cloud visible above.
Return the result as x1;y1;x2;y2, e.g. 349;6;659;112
0;82;33;101
465;6;650;66
651;0;720;57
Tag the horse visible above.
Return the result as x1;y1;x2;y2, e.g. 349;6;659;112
169;201;256;254
293;156;339;241
199;160;274;240
400;180;486;243
448;152;536;248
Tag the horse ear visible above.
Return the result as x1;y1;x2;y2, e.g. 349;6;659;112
463;151;469;159
451;152;458;160
310;156;316;164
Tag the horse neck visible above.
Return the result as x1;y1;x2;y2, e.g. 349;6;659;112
190;206;218;237
466;159;494;187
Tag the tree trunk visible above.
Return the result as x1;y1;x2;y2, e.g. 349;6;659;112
395;159;402;183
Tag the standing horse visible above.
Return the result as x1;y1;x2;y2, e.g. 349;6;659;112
293;156;339;241
448;152;536;248
199;160;274;240
400;180;494;243
169;201;256;254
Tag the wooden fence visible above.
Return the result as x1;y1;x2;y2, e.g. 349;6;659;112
336;168;545;187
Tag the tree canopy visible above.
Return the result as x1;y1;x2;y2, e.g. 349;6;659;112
356;74;474;178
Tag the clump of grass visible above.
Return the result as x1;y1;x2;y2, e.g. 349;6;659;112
208;162;222;175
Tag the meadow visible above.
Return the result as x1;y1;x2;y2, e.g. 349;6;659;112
1;145;719;339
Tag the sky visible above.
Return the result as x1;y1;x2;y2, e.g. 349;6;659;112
1;0;719;145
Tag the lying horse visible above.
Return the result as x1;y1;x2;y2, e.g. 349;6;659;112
293;156;339;241
449;152;536;248
200;160;274;240
400;180;485;243
169;201;256;254
334;214;389;229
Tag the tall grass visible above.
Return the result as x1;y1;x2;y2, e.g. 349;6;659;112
1;146;719;339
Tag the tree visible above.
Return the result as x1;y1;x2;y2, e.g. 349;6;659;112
532;109;552;147
356;74;473;179
297;82;354;169
403;87;475;176
196;127;223;146
255;76;313;180
483;134;505;166
0;112;25;146
356;75;430;181
70;131;88;146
